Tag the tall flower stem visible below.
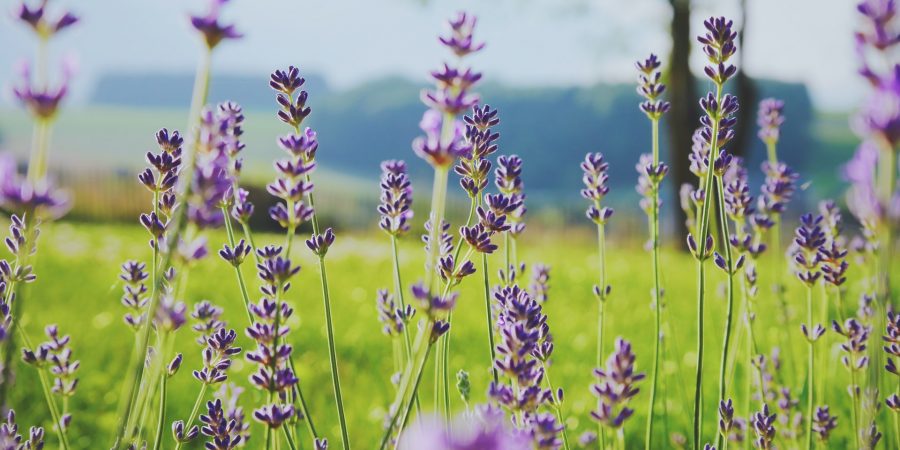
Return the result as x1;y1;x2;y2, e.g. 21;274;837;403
693;82;724;450
114;48;212;449
173;383;208;450
390;234;421;413
221;207;253;323
542;362;571;450
17;324;70;450
805;286;815;450
714;175;736;450
765;141;794;381
152;336;171;450
482;252;498;384
646;117;663;450
317;255;350;449
595;221;608;449
380;162;450;446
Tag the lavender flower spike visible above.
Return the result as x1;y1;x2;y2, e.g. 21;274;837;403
757;98;785;147
590;337;645;429
379;160;414;236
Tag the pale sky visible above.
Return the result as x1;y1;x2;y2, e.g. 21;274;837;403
0;0;866;111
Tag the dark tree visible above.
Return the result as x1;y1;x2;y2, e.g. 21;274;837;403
667;0;697;243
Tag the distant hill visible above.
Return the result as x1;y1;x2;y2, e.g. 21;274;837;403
87;72;818;204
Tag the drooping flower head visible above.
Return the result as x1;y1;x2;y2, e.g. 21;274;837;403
635;54;671;120
190;0;242;50
378;160;414;236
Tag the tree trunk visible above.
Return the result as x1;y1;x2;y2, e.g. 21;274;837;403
667;0;696;246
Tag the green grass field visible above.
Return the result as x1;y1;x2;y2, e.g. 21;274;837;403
3;220;889;448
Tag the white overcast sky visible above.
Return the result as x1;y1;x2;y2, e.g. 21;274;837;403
0;0;866;111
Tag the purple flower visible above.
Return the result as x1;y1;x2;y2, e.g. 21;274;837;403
496;155;526;236
718;399;734;436
199;399;243;449
398;414;530;450
15;0;78;37
412;110;471;168
751;404;776;449
379;160;414;236
833;318;871;371
529;264;550;304
855;65;900;148
636;153;667;215
306;227;336;257
11;61;70;121
697;16;738;85
759;161;798;216
172;419;200;444
590;337;645;429
155;297;188;332
699;92;740;154
757;98;785;145
456;105;500;198
119;261;149;330
636;54;671;119
812;405;837;443
271;66;313;128
439;12;486;58
376;289;414;337
191;300;226;346
411;282;457;319
219;239;251;267
0;410;44;450
22;325;80;398
192;328;241;385
214;383;250;445
190;0;242;49
789;213;826;286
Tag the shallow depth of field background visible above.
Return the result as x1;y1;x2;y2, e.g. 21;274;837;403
0;0;890;448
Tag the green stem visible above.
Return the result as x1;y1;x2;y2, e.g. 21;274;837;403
222;206;253;324
596;221;608;450
26;119;51;183
318;256;351;449
646;117;662;450
152;370;168;450
115;48;212;449
18;325;70;450
283;426;298;450
482;252;498;384
805;286;814;450
693;81;724;450
379;321;435;450
715;174;736;450
542;362;571;450
173;383;208;450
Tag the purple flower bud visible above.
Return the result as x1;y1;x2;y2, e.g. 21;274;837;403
306;228;336;257
438;12;486;58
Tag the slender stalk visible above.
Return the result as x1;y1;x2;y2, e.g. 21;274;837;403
152;367;168;450
645;117;662;450
715;175;736;450
379;321;435;450
693;80;726;450
596;221;608;450
222;206;253;324
115;48;212;449
318;256;350;449
390;235;415;364
805;286;815;450
17;325;70;450
283;426;298;450
482;252;498;384
542;362;571;450
173;383;208;450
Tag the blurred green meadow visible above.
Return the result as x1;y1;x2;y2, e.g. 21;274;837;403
4;219;888;448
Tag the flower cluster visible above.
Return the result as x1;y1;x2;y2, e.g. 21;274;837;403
751;404;777;449
456;105;499;198
140;128;184;245
21;325;79;425
495;155;526;237
581;153;613;225
590;337;645;429
789;213;826;286
529;264;551;304
191;328;241;386
246;246;300;429
378;160;414;236
757;98;785;146
490;287;553;421
268;67;317;233
191;300;226;346
0;409;44;449
414;12;484;168
636;54;671;120
0;158;70;220
812;405;838;443
118;261;149;330
199;399;244;449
